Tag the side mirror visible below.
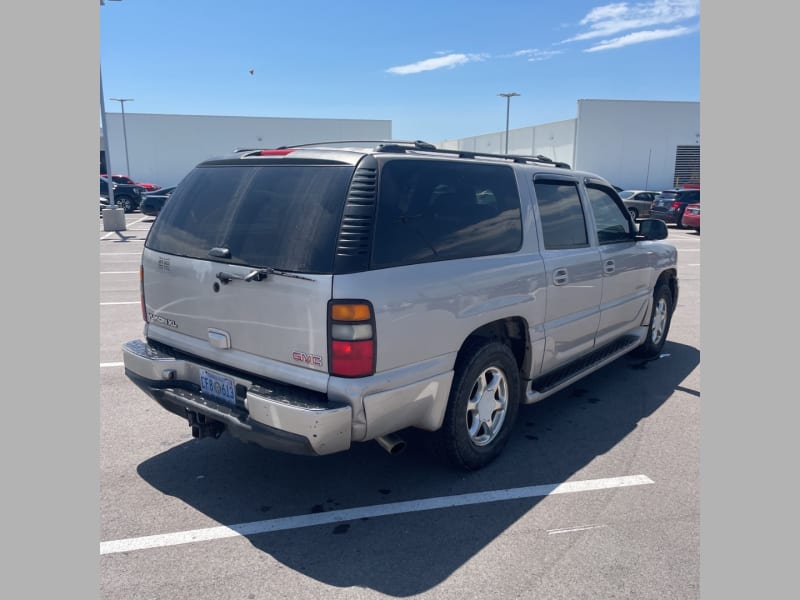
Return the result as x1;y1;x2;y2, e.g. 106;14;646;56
637;218;668;240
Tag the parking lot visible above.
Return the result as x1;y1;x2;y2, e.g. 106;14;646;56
100;213;700;599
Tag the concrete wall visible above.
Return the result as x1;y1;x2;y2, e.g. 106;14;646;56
101;113;392;187
439;119;576;166
574;99;700;191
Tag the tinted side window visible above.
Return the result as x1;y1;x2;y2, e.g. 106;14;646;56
371;160;522;268
586;185;633;244
533;180;588;249
146;164;354;273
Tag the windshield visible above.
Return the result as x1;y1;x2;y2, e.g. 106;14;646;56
146;164;354;274
618;191;634;199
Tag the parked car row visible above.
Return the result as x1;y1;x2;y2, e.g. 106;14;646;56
618;187;700;232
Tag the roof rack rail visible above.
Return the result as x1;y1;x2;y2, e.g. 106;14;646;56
234;140;570;169
373;144;571;169
273;140;436;150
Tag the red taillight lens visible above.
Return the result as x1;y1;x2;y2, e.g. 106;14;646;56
139;264;147;322
329;301;375;377
671;201;682;209
331;340;374;377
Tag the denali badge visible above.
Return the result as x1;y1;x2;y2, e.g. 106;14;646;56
147;311;178;328
292;351;322;367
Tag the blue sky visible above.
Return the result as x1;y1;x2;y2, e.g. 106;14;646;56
100;0;699;142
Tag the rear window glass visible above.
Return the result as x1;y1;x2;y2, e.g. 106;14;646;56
370;159;522;268
146;164;354;273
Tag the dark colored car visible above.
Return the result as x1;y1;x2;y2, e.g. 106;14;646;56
649;188;700;228
100;176;145;213
139;186;176;217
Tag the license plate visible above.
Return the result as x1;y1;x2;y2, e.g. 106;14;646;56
199;368;236;407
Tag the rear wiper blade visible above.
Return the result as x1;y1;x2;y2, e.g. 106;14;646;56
216;267;315;284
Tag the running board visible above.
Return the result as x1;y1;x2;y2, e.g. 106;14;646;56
524;334;643;404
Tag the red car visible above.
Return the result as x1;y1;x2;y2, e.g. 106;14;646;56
101;174;161;192
682;202;700;232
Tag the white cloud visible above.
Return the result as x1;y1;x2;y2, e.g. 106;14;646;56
564;0;699;43
512;49;564;62
386;53;487;75
584;26;696;51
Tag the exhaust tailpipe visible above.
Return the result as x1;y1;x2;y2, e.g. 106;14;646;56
375;433;406;455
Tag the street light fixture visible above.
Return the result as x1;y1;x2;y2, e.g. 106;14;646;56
497;92;520;154
109;97;134;176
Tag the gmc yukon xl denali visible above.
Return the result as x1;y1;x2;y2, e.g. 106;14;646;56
122;140;678;470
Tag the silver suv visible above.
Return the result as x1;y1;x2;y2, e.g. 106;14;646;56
122;140;678;470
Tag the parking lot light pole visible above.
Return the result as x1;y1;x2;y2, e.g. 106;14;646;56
110;98;134;177
101;0;127;233
498;92;520;154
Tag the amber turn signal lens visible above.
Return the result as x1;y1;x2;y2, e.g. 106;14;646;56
331;303;371;322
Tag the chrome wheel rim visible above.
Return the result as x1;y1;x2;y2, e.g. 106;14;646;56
650;297;668;345
465;366;509;446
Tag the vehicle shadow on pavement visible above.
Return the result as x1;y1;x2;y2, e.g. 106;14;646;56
136;341;699;596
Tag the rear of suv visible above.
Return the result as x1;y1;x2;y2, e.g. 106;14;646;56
649;188;700;228
122;140;678;470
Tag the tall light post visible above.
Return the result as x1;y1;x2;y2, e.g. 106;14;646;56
498;92;520;154
101;0;127;234
109;97;134;176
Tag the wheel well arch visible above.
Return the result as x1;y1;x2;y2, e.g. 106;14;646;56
457;317;531;376
656;268;678;308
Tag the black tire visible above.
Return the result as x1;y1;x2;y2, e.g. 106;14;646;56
631;282;673;359
676;208;685;229
434;341;521;471
118;196;134;213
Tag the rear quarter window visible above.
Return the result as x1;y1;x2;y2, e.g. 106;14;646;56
146;164;354;274
370;160;522;268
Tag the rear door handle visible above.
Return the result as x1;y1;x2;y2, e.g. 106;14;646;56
604;259;615;274
553;268;569;286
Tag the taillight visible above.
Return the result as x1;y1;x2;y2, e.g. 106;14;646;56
329;301;375;377
139;264;147;322
671;201;682;209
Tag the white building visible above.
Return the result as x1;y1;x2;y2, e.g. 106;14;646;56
100;100;699;193
438;99;700;191
100;113;393;188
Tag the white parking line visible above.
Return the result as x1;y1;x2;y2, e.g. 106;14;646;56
100;271;138;275
100;302;139;306
547;524;607;535
100;362;124;368
99;474;654;555
100;253;142;256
